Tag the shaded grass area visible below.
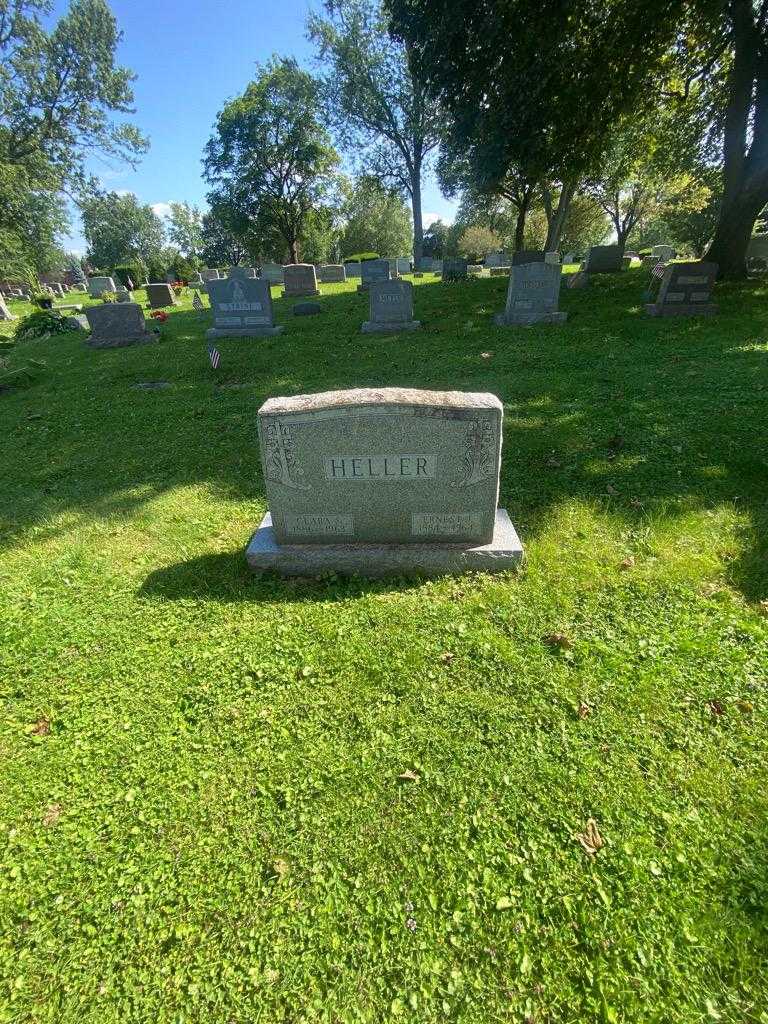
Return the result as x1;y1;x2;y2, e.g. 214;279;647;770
1;272;767;1023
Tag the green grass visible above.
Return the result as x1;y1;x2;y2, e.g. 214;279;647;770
1;272;767;1024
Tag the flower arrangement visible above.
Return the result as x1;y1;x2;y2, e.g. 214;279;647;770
172;281;184;297
150;310;168;322
100;291;117;304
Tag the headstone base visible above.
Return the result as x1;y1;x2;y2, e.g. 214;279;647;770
86;332;156;349
361;319;422;333
246;509;523;578
285;289;320;298
206;326;284;338
494;311;568;327
357;284;370;294
645;303;718;317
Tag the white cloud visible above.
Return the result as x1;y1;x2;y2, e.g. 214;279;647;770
114;188;134;198
423;211;451;226
151;201;174;219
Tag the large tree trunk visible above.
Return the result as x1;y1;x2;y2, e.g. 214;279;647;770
513;194;531;251
411;160;424;263
706;192;766;275
544;179;576;251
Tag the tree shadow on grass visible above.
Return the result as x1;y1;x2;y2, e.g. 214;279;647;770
1;270;767;603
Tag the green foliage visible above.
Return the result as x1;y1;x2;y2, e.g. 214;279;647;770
1;273;768;1021
204;58;340;263
456;224;501;262
13;308;72;341
345;251;379;262
341;175;412;258
422;219;447;259
112;262;145;288
308;0;440;257
167;202;204;261
81;192;165;269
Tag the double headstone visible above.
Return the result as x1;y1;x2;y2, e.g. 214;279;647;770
415;257;434;272
651;244;676;262
358;259;390;293
246;387;523;576
512;250;545;266
484;252;510;269
87;276;116;298
645;261;718;317
442;258;468;282
146;283;177;309
206;267;284;338
84;303;154;348
260;263;284;285
283;264;320;298
362;280;421;333
343;262;362;278
494;262;567;326
583;246;623;273
319;264;347;284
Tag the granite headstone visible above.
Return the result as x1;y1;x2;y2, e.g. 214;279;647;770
583;246;623;273
494;262;567;326
645;261;718;317
146;283;177;309
318;264;347;284
206;267;283;338
362;280;421;333
283;263;320;298
85;302;154;348
358;259;391;293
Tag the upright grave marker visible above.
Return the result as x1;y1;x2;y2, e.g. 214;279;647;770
583;246;623;273
494;261;567;326
357;259;390;293
84;303;154;348
283;264;320;298
0;295;15;321
319;264;347;284
87;276;116;298
146;283;178;309
247;387;523;576
442;258;468;282
651;244;676;261
206;267;283;338
260;263;284;285
645;261;718;317
362;280;421;333
512;250;545;265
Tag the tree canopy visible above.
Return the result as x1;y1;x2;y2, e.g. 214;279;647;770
81;191;164;269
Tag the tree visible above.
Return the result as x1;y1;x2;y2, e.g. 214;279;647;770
204;58;340;264
456;225;501;262
422;218;447;259
308;0;441;261
388;0;768;278
167;202;204;262
0;162;68;280
340;175;413;258
558;194;610;254
81;191;164;269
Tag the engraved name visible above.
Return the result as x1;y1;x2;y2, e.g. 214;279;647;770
412;512;482;536
284;513;353;536
324;454;436;481
218;301;264;311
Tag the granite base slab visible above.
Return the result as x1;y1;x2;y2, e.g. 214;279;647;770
206;326;284;338
494;311;568;326
285;290;320;298
361;320;422;334
645;303;718;317
246;509;523;578
86;333;156;348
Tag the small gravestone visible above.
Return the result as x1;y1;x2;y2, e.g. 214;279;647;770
484;252;509;268
568;271;589;289
415;256;434;272
362;280;420;333
357;259;390;293
512;250;545;266
0;295;15;321
490;267;510;277
545;252;561;265
63;314;88;331
343;262;362;278
645;261;718;317
563;252;577;264
318;264;346;284
87;276;116;298
115;288;133;303
201;268;221;282
283;264;320;298
651;244;676;261
294;301;322;316
146;283;177;309
494;262;567;326
260;263;284;285
206;267;283;338
583;246;623;273
396;258;411;276
442;258;468;282
246;387;522;576
84;302;154;348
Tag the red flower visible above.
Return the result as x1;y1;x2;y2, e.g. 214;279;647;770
150;310;168;322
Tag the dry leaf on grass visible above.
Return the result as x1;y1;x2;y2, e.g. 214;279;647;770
543;632;572;650
575;818;605;856
30;718;50;736
577;701;591;720
619;556;635;571
398;769;420;782
42;803;62;827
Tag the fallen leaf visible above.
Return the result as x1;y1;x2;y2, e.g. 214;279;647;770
577;701;591;720
543;632;572;650
272;856;291;880
630;497;643;508
619;556;635;571
575;818;605;855
42;804;62;827
758;600;768;616
546;456;563;468
30;718;50;737
439;651;455;664
735;699;754;713
398;769;420;782
495;896;513;911
480;351;493;359
707;700;725;717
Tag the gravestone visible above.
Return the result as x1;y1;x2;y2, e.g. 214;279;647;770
0;295;15;321
283;263;320;298
165;272;176;284
146;283;177;309
115;288;133;303
362;280;421;333
512;250;545;266
84;302;154;348
87;276;116;298
357;259;391;293
442;258;468;282
206;267;283;338
545;252;561;265
494;261;567;326
188;273;205;290
396;258;411;276
343;262;362;278
319;264;347;284
246;387;523;576
645;261;718;317
651;244;676;261
583;245;623;273
260;263;284;285
201;268;221;282
489;267;511;277
415;257;434;272
563;252;577;264
484;252;510;269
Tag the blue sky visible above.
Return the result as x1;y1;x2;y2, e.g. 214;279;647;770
56;0;458;253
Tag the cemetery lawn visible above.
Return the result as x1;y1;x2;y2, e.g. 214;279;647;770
2;271;768;1024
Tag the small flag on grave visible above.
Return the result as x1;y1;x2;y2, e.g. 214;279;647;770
193;291;204;313
207;344;220;370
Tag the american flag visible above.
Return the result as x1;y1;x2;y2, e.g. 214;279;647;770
193;291;204;312
651;261;667;281
207;344;220;370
